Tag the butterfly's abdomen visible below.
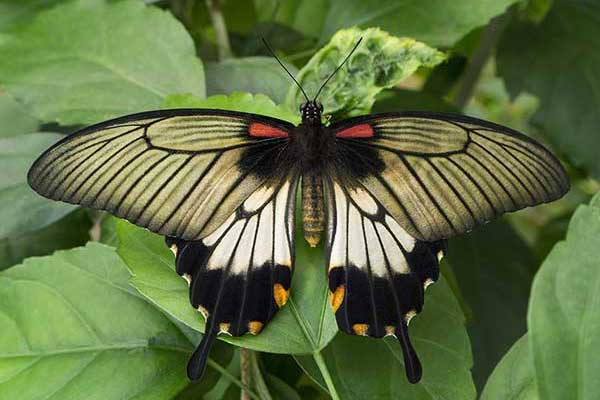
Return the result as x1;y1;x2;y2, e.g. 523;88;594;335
302;172;325;247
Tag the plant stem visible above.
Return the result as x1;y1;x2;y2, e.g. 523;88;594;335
205;0;232;60
207;358;260;400
313;351;340;400
453;13;509;109
240;348;251;400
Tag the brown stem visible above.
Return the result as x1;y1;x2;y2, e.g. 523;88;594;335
453;13;510;109
205;0;232;60
240;348;251;400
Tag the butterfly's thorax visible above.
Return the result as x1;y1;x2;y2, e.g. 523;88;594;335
291;122;335;172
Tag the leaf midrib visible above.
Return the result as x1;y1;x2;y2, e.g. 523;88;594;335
1;342;190;358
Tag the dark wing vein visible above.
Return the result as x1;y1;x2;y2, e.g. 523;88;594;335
332;112;569;241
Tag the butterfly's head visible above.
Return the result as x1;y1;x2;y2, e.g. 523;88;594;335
300;101;323;125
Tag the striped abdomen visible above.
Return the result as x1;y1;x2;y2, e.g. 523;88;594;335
302;172;325;247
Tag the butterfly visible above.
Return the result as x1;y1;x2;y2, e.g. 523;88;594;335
27;39;569;384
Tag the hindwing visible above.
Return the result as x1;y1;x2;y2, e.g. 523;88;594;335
324;172;447;383
167;171;299;379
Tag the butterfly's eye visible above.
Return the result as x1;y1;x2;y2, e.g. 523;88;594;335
317;102;324;112
299;103;306;113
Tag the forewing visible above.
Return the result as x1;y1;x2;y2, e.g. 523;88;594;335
331;112;570;241
167;171;299;379
324;173;446;384
28;109;294;240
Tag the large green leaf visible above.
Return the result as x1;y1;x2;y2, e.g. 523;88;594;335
320;0;517;47
286;27;445;120
205;57;295;103
162;92;299;125
116;214;338;354
372;88;458;114
296;276;476;400
0;133;75;240
527;192;600;399
519;0;554;23
0;210;92;271
481;334;539;400
446;220;536;390
253;0;329;38
0;0;205;126
0;243;203;399
497;0;600;178
0;94;38;138
0;0;61;31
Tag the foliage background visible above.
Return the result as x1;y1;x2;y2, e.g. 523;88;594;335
0;0;599;399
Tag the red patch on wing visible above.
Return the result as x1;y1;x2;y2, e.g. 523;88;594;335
249;122;289;138
336;124;374;138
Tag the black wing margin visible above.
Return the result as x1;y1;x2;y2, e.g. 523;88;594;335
323;173;447;383
331;112;570;242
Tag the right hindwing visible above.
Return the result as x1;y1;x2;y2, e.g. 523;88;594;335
323;170;447;383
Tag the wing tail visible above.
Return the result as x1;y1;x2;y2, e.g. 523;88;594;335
324;175;446;383
167;172;298;372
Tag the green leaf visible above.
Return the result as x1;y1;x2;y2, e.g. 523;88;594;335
0;133;75;239
0;243;195;398
519;0;553;23
173;341;239;400
265;372;303;400
254;0;329;38
99;215;119;247
0;0;205;126
0;210;92;271
286;27;445;120
527;192;600;399
372;88;459;114
0;94;38;138
320;0;517;47
296;276;476;400
497;0;600;178
163;92;300;124
205;57;296;103
116;218;338;354
481;334;539;400
0;0;61;31
446;220;536;390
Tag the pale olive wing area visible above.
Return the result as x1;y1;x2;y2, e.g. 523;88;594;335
330;112;570;242
28;109;295;240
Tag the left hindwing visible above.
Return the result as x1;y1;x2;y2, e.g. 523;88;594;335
323;172;446;383
330;112;570;242
168;170;299;379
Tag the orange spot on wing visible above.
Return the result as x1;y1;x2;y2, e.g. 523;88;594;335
249;122;289;138
336;123;374;138
248;321;264;334
352;323;369;336
329;285;345;313
273;283;289;307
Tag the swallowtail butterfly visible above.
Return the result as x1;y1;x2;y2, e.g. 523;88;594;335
27;39;569;383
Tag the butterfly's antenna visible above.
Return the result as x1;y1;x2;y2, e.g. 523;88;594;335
262;38;310;103
313;37;363;101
